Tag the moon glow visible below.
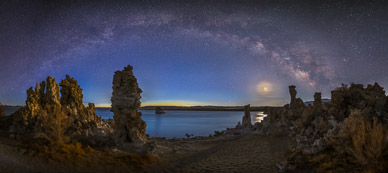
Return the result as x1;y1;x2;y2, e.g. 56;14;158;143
257;82;272;95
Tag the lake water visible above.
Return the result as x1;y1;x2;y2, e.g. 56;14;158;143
96;109;267;138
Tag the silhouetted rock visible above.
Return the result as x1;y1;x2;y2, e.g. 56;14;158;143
275;83;388;172
111;65;146;145
155;107;165;114
0;103;5;117
289;85;297;108
257;85;306;135
242;104;252;128
313;92;322;108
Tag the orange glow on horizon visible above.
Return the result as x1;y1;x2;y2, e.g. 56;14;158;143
95;100;208;107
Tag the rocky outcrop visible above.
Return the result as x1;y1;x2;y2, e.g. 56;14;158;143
0;103;5;117
313;92;322;108
59;75;101;126
111;65;146;145
155;107;165;114
289;85;297;108
257;85;306;135
8;76;102;142
274;83;388;172
242;104;252;128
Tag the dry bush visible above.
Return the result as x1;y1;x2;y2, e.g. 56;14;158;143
319;110;388;172
345;117;387;171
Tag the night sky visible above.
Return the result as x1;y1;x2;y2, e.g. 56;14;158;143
1;0;387;107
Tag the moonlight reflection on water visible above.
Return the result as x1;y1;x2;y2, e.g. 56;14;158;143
255;112;268;123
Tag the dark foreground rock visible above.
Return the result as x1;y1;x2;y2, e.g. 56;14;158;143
257;83;388;172
0;103;5;117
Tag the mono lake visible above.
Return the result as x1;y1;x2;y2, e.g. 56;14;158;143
97;109;267;138
3;107;267;138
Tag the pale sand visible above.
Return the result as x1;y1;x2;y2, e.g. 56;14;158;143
149;134;292;173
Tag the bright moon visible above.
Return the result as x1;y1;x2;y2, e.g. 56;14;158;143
257;82;272;94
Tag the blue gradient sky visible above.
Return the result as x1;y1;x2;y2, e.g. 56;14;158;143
0;0;387;106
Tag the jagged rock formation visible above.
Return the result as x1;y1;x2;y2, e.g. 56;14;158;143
257;85;306;135
155;107;165;114
0;103;5;117
267;83;388;172
242;104;252;128
59;75;102;135
8;76;102;142
289;85;297;107
111;65;146;144
313;92;322;107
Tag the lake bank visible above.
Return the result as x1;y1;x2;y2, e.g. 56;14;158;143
148;133;292;172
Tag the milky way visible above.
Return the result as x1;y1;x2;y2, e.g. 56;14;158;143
0;0;388;106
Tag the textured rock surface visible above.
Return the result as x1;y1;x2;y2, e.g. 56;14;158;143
0;103;5;117
313;92;322;107
59;75;100;124
257;86;306;135
268;83;388;172
111;65;146;144
242;104;252;128
289;85;297;108
8;76;102;141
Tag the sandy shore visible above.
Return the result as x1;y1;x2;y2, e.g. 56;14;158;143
0;129;291;173
148;134;292;173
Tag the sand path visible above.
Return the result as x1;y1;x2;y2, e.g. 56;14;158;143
150;134;291;173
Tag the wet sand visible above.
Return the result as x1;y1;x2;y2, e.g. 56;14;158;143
149;134;291;173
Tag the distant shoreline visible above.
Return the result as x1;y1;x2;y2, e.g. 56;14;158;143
97;106;282;112
3;105;282;116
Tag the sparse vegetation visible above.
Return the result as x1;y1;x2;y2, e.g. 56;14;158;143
317;111;388;172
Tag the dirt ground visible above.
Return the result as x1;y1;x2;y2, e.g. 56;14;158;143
148;134;292;173
0;130;291;173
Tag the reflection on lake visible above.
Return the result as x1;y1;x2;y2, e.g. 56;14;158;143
96;109;267;138
254;112;268;123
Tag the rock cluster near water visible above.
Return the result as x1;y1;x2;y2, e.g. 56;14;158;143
7;76;103;142
258;83;388;172
111;65;147;145
242;104;252;128
155;107;165;114
256;86;306;136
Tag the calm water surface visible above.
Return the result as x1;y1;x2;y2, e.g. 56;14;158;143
97;109;266;138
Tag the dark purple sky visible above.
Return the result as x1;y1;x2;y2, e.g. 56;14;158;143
1;0;387;106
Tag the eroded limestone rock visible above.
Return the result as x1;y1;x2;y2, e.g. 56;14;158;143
242;104;252;128
0;103;5;117
275;83;388;172
9;76;102;141
111;65;146;144
313;92;322;108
